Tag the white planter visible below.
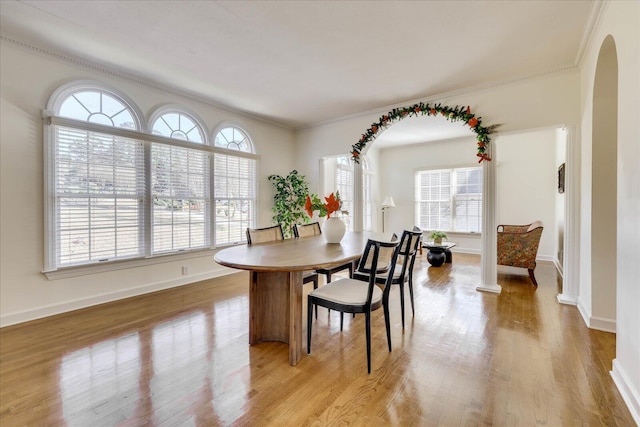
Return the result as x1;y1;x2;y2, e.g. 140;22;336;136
322;217;346;243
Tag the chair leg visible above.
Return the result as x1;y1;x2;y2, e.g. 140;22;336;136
528;268;538;286
399;283;406;329
325;274;331;316
384;299;392;352
365;311;372;374
314;278;318;319
408;276;415;316
307;297;313;354
340;312;344;331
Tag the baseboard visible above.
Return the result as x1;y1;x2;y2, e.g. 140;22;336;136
576;299;616;333
476;283;502;293
556;293;577;305
553;257;563;276
451;247;480;255
577;298;591;328
589;315;616;333
0;268;238;328
611;359;640;426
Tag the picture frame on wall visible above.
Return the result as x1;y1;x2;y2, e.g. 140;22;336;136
558;163;565;193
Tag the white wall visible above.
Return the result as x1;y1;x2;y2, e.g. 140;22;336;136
0;39;296;326
578;1;640;422
378;136;482;253
295;70;580;193
495;128;558;260
375;128;560;259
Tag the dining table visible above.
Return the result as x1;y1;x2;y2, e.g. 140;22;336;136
214;231;389;366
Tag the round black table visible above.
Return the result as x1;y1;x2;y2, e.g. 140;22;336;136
423;242;457;267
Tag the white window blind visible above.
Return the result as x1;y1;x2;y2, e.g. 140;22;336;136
151;144;210;253
415;167;482;233
54;125;145;266
336;162;353;231
150;111;210;253
214;153;256;245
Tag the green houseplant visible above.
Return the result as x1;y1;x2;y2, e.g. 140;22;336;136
268;170;310;239
429;231;448;245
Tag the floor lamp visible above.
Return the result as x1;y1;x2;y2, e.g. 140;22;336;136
381;196;395;232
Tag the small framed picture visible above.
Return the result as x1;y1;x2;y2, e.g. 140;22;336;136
558;163;565;193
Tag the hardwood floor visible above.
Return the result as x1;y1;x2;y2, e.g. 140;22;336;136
1;254;635;426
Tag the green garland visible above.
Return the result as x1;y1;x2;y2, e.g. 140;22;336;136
351;103;498;163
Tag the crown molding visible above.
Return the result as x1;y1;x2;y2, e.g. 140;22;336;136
304;64;579;131
574;0;607;68
0;34;294;131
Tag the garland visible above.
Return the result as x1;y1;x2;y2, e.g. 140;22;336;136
351;103;498;163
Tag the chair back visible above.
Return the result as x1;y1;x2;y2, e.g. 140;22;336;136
293;222;321;238
356;239;401;305
497;221;543;269
246;224;284;245
396;229;423;280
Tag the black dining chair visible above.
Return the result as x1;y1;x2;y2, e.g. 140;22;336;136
307;238;401;373
354;229;422;329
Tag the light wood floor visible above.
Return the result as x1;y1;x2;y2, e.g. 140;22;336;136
1;254;635;426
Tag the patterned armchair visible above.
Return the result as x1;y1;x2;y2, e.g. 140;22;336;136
497;221;543;285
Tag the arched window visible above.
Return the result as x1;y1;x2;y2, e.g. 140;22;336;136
361;157;374;231
212;126;256;245
45;84;145;268
44;82;260;273
151;111;204;143
58;90;139;129
335;155;373;231
149;109;209;253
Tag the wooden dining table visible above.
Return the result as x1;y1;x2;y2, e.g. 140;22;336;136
214;231;388;366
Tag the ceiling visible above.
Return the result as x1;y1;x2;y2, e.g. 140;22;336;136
1;1;596;145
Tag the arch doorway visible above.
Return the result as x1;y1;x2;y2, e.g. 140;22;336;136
589;35;618;332
350;104;502;293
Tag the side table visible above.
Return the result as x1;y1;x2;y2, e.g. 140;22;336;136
423;242;457;267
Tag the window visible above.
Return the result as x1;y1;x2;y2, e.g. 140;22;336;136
50;89;145;267
335;155;373;231
362;157;374;231
335;156;353;231
150;111;209;254
415;167;482;233
213;127;256;246
45;83;257;271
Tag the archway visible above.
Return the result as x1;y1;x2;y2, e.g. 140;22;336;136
590;35;618;331
350;102;501;293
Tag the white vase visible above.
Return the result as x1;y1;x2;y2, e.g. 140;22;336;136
322;217;346;243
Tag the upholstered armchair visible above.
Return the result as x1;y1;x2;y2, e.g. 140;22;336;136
497;221;543;285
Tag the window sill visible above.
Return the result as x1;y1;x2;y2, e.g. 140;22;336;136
42;246;241;280
445;231;482;238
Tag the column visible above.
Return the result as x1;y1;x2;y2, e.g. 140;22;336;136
477;141;501;293
557;126;580;305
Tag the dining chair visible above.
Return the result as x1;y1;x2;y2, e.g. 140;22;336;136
293;222;354;282
353;229;422;329
246;224;284;244
246;224;319;291
307;238;401;373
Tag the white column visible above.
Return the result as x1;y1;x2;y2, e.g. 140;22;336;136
557;126;580;305
353;161;363;232
477;141;501;293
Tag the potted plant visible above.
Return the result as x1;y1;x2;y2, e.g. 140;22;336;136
429;231;448;245
268;170;311;239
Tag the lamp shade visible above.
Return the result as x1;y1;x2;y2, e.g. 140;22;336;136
381;196;395;208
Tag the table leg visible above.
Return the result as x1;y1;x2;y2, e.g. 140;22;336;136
249;270;303;366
